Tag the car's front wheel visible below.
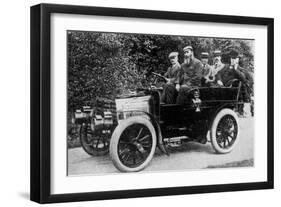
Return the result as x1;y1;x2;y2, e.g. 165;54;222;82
210;108;240;154
110;116;157;172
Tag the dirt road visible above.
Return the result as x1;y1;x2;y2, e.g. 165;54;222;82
68;117;254;175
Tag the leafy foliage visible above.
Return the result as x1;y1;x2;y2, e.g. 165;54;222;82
67;31;254;111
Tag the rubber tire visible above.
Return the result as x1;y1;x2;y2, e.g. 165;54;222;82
80;124;109;156
110;116;157;172
210;108;240;154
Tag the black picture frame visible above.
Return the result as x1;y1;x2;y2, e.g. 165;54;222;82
30;3;274;204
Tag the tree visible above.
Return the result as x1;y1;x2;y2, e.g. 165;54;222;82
67;31;254;111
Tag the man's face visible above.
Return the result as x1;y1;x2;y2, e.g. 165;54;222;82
201;58;208;65
213;56;221;64
230;57;239;66
184;49;193;64
169;56;178;65
184;50;192;59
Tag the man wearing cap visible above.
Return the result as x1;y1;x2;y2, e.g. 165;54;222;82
176;45;203;105
200;52;215;86
161;52;181;104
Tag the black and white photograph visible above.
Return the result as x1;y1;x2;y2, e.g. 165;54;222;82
28;3;274;204
67;31;254;175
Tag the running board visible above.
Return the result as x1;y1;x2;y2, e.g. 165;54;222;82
163;136;190;142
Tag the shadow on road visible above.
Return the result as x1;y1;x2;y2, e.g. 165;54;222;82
155;141;214;156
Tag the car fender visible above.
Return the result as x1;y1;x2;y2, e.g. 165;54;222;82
122;110;169;156
208;103;236;128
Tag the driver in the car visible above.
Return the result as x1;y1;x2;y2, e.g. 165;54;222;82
160;52;181;104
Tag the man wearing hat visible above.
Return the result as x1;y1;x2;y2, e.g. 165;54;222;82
216;49;247;86
176;46;207;143
216;49;252;116
161;52;181;104
229;50;253;116
200;52;215;86
213;50;226;71
176;45;203;105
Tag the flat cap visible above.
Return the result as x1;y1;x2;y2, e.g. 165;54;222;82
213;50;222;57
168;52;179;58
183;45;193;52
201;52;209;58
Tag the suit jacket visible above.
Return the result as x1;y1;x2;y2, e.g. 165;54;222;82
178;57;203;87
202;63;212;77
216;64;247;86
164;62;181;84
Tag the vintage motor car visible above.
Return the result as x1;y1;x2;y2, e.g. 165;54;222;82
74;74;242;172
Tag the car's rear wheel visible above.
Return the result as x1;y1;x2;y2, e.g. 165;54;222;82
110;116;156;172
80;124;110;156
210;108;240;154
